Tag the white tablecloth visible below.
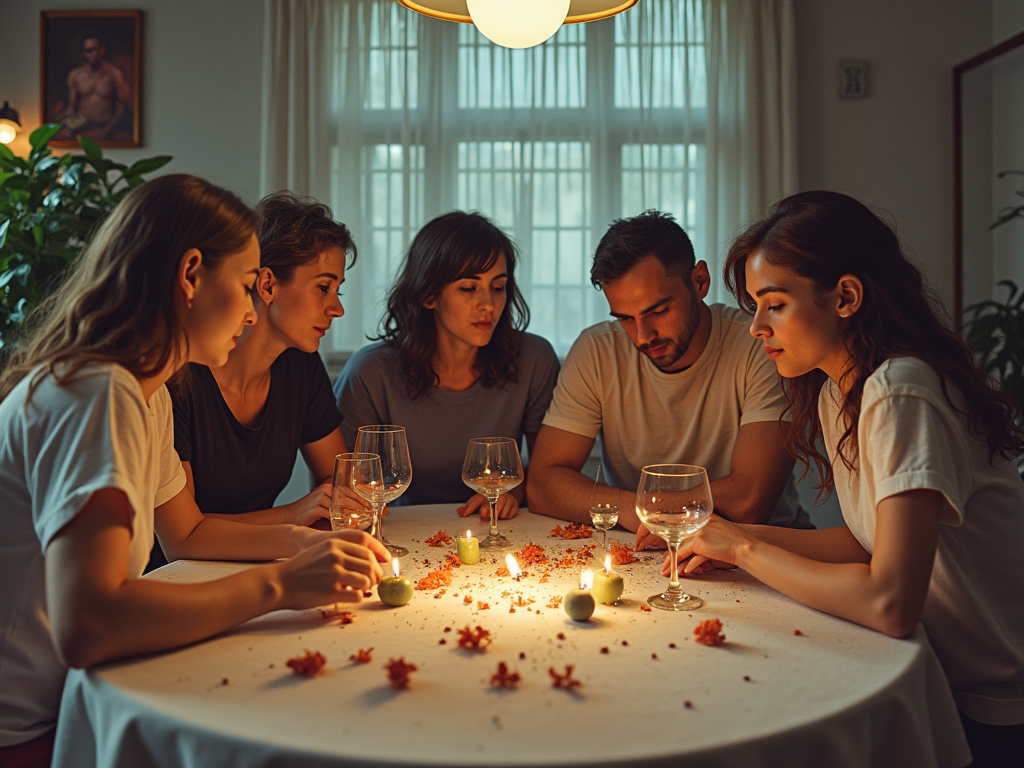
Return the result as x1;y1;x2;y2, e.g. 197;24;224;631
54;505;970;768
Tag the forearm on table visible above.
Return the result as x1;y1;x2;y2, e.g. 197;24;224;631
733;541;911;637
746;523;870;564
167;517;311;561
708;474;780;525
528;465;639;529
60;566;285;668
205;507;295;526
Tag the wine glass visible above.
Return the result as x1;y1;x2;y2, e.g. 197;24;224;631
588;463;619;554
354;425;412;558
635;464;713;611
331;453;377;532
461;437;523;550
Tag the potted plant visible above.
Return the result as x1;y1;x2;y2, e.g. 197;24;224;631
0;123;171;354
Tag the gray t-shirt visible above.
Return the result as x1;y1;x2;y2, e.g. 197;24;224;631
334;333;560;505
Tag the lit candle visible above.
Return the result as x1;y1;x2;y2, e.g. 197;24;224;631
563;569;596;621
377;557;414;606
506;554;523;581
591;554;624;604
457;530;480;565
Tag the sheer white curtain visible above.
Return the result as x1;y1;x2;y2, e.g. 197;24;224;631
261;0;797;356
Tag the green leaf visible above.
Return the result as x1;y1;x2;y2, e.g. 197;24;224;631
126;156;173;177
78;135;104;167
34;156;61;174
32;225;43;248
28;124;61;152
43;189;63;207
0;220;8;250
0;263;31;291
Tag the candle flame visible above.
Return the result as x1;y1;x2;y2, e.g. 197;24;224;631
505;554;522;579
580;569;594;590
466;530;472;540
392;557;400;577
604;554;612;574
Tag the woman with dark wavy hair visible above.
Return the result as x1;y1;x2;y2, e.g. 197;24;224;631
334;211;559;519
0;176;386;767
665;190;1024;764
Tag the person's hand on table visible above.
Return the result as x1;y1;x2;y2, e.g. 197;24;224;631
635;523;667;551
457;492;519;521
273;531;390;609
659;514;745;577
281;482;332;526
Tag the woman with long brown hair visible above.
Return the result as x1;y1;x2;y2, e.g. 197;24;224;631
0;175;387;767
334;211;559;518
667;191;1024;765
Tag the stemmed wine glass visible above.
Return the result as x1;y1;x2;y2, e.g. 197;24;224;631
635;464;713;611
588;463;619;555
354;425;412;558
330;453;378;532
461;437;523;550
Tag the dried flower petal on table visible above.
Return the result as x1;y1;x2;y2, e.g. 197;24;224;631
477;601;490;610
335;613;355;626
286;650;327;677
793;629;803;636
639;604;652;612
464;595;474;605
349;648;374;664
549;665;582;690
490;661;521;689
546;595;563;609
385;657;417;690
609;541;639;565
549;523;593;540
515;542;549;565
416;568;453;591
457;625;493;652
495;565;510;577
426;529;454;547
694;619;726;647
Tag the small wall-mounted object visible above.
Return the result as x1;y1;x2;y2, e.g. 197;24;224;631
838;60;869;98
0;101;21;144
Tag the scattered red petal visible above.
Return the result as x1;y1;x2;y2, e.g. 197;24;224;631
609;541;639;565
349;648;374;664
457;625;493;652
464;595;474;605
684;700;694;709
384;657;417;690
694;619;726;647
490;661;521;689
557;632;566;640
439;638;447;645
518;651;526;660
600;647;609;654
549;524;593;540
477;601;490;610
515;542;549;566
426;529;454;547
793;629;803;636
443;626;452;633
669;643;677;649
639;604;652;612
221;678;229;685
335;613;355;626
286;650;327;677
651;653;658;660
549;665;582;690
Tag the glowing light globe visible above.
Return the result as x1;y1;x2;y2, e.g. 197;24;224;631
466;0;571;49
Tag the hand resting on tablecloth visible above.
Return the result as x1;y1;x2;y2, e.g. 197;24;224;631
457;492;519;521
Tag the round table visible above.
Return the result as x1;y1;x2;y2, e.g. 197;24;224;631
53;505;970;768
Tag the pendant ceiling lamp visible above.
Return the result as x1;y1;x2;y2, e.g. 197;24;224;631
396;0;639;49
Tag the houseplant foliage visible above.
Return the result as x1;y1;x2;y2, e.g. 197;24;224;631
0;123;171;352
964;279;1024;414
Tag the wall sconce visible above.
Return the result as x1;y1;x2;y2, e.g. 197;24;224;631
0;101;21;145
396;0;638;49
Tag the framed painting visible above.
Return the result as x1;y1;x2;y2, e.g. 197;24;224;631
40;10;142;148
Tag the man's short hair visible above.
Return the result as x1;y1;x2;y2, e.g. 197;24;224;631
590;210;696;289
82;32;104;46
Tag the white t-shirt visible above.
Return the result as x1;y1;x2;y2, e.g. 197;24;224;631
820;357;1024;725
544;304;809;528
0;364;186;746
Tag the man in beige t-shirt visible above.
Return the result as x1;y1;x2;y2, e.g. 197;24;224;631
527;211;809;539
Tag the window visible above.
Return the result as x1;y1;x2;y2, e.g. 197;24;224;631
338;0;707;356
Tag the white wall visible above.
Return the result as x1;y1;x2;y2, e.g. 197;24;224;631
0;0;264;204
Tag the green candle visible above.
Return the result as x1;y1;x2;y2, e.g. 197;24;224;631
457;530;480;565
591;555;624;604
378;558;414;606
563;569;596;621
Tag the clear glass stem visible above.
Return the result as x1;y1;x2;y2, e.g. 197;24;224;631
602;528;609;552
488;495;499;538
370;501;384;543
668;541;681;591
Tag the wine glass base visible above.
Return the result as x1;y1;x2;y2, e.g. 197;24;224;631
380;536;408;558
647;592;703;612
479;532;511;550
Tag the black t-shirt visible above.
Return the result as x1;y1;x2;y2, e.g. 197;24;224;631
171;348;342;514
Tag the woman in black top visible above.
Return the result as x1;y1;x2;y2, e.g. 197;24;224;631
171;192;354;526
